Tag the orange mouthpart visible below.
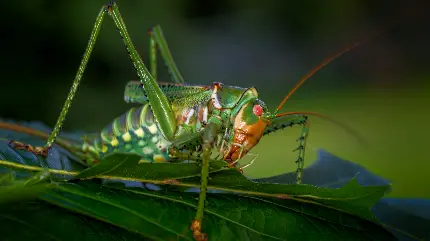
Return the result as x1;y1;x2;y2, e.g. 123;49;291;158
223;111;269;163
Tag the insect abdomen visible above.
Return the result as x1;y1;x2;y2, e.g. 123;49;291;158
83;104;172;163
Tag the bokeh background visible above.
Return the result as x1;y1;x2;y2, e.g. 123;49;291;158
1;1;429;198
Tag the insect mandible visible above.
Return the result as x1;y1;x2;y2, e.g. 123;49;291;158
2;2;377;240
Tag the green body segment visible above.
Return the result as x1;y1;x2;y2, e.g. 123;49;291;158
82;79;233;164
82;104;172;164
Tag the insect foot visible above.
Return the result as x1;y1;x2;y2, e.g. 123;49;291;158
8;140;49;157
227;162;244;174
190;219;208;241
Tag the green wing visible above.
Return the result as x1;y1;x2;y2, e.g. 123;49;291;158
124;81;212;105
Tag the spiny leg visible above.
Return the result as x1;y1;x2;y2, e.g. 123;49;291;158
294;119;310;184
106;3;177;141
44;7;106;151
263;114;309;183
149;25;185;84
190;118;222;241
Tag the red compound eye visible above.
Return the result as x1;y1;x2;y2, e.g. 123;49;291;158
253;104;263;116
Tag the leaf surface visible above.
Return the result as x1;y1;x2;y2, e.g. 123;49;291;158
40;181;396;241
0;121;397;240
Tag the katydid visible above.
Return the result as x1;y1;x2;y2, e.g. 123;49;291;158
1;2;373;240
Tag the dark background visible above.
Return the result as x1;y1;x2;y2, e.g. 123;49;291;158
1;0;429;197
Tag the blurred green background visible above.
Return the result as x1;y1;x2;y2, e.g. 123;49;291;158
1;1;429;198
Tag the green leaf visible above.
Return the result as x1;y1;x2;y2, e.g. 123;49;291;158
0;200;149;241
72;153;228;181
0;170;53;204
0;121;397;240
177;169;389;222
39;181;396;241
0;137;87;174
67;152;389;223
6;151;386;223
0;170;14;184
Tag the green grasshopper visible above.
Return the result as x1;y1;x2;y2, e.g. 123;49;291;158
3;2;370;240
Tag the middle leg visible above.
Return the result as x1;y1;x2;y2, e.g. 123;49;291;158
148;25;185;84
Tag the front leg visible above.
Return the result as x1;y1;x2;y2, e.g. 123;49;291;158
190;117;222;241
148;25;185;84
294;120;310;184
263;114;309;184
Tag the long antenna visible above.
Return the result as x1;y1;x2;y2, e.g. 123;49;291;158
274;111;367;146
275;29;386;113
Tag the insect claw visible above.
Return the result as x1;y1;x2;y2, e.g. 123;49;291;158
8;140;49;157
8;140;20;147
